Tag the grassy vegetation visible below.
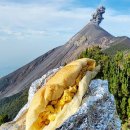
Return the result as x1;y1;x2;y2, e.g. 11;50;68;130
103;40;130;55
0;89;28;125
79;46;130;129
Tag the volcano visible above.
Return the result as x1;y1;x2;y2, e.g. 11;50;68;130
0;6;130;100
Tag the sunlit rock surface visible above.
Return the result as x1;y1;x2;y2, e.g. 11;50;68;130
57;79;121;130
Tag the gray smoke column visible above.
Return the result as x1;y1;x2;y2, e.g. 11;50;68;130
90;6;105;25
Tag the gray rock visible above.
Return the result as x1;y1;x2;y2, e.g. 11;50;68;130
57;79;121;130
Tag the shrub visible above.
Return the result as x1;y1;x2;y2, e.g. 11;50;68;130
79;46;130;128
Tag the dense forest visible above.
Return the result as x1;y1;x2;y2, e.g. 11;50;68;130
79;46;130;129
0;89;28;125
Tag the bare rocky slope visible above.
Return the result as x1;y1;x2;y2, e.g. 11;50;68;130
0;23;114;99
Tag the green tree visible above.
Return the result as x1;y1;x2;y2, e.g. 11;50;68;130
0;114;9;125
79;46;130;128
127;98;130;118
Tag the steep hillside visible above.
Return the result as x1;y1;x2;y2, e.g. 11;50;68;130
0;23;115;99
1;5;130;101
104;37;130;55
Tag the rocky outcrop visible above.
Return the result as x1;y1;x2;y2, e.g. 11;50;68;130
0;76;121;130
57;79;121;130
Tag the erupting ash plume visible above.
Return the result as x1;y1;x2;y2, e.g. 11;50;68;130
90;6;105;25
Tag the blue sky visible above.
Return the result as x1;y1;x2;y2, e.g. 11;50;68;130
0;0;130;77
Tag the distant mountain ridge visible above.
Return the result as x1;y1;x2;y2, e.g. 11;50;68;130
0;7;130;100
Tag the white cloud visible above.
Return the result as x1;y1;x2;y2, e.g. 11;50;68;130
0;4;94;41
0;3;129;41
0;27;48;39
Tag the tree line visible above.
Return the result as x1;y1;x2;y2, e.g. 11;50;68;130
79;46;130;128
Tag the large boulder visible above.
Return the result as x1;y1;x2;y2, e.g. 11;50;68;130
57;79;121;130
